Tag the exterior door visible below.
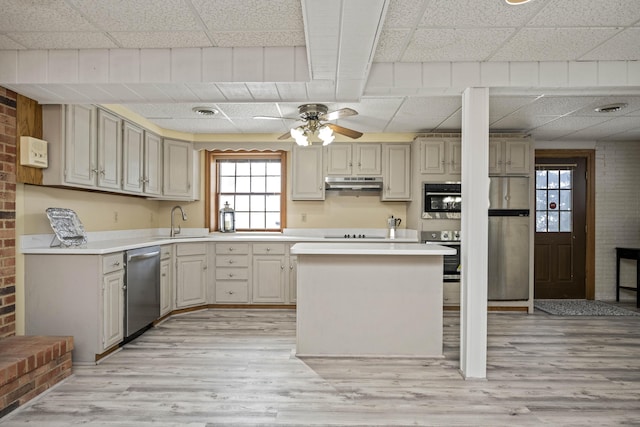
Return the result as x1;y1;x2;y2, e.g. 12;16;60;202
534;157;587;299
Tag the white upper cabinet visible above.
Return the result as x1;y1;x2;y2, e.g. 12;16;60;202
489;139;530;175
326;143;381;176
143;131;163;196
418;138;461;176
382;144;411;201
291;145;325;200
163;138;196;199
96;108;122;190
122;121;145;193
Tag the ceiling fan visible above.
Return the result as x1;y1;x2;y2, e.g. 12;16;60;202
254;103;363;146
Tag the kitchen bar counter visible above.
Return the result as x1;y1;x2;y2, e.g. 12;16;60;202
292;242;454;358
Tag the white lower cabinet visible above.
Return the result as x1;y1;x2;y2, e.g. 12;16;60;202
252;243;287;304
102;269;125;351
24;252;125;364
175;243;208;308
213;242;297;305
215;243;250;303
159;245;173;316
443;281;461;305
288;254;297;304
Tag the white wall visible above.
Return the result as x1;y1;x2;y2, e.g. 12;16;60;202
595;141;640;301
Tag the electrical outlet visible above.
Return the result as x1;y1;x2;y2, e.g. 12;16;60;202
114;211;118;223
301;213;307;222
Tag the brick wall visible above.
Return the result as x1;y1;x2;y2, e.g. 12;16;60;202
595;141;640;300
0;87;16;337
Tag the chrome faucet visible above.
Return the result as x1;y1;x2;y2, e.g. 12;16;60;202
170;205;187;237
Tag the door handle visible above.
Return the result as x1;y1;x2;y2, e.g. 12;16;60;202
128;251;160;261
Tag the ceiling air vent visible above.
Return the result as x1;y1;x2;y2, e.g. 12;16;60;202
594;103;627;113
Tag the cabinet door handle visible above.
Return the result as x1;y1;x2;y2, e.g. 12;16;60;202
266;247;271;252
228;273;234;278
227;291;235;295
203;266;207;270
281;265;285;270
161;273;166;277
290;265;294;270
112;261;120;267
228;260;234;264
228;247;234;252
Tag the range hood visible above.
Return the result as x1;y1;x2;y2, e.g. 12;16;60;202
325;176;383;191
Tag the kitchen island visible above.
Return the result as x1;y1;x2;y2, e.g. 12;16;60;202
290;242;456;358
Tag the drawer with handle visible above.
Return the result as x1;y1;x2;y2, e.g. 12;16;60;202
216;243;250;255
216;255;249;268
102;252;124;274
215;281;249;303
252;243;286;255
215;268;249;281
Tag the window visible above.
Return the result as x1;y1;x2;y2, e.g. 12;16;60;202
535;168;572;232
206;151;286;232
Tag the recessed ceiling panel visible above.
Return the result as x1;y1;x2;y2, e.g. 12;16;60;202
211;31;305;48
191;0;303;32
528;0;640;26
383;0;426;27
420;0;546;27
490;28;620;61
7;32;117;49
403;28;515;62
0;0;95;32
68;0;202;31
110;32;211;49
373;29;411;63
580;28;640;61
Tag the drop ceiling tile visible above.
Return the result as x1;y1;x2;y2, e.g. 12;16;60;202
384;115;442;133
217;84;254;101
506;96;598;116
0;34;24;49
600;128;640;141
373;29;411;62
151;118;238;133
490;114;562;131
402;28;515;62
528;0;640;26
570;96;640;116
110;32;212;49
562;116;640;140
490;28;620;61
6;32;117;49
420;0;546;27
580;28;640;60
433;110;462;131
244;83;280;100
211;31;305;48
274;83;308;100
93;84;146;102
123;84;175;102
231;118;288;133
489;96;542;120
191;0;303;32
184;83;227;102
216;103;283;120
529;115;612;136
0;0;95;31
383;0;426;27
154;84;199;102
69;0;202;31
396;96;461;119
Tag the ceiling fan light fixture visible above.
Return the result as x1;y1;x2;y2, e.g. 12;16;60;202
192;106;219;116
594;103;627;113
318;125;335;146
291;126;309;146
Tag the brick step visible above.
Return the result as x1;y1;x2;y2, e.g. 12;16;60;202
0;336;73;418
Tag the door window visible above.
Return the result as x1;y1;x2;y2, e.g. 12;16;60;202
536;169;572;232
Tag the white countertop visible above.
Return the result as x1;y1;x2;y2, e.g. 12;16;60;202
290;242;456;256
21;228;419;255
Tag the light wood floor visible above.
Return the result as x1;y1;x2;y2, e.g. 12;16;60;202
2;308;640;426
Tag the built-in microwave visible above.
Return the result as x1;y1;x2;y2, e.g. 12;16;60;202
422;182;462;219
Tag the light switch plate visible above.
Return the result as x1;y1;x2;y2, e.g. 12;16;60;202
20;136;48;168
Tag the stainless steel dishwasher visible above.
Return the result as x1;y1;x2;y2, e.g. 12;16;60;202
124;245;161;340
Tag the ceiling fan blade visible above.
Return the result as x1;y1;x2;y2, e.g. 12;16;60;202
254;115;299;120
277;131;292;140
321;107;358;121
327;124;363;139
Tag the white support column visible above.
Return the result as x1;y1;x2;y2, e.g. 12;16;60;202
460;87;489;379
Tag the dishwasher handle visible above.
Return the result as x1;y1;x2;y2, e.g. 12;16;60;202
127;251;160;262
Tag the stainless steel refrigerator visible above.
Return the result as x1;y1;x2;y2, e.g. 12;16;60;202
488;177;530;300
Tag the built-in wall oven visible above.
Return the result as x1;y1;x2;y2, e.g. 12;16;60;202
422;182;462;219
422;230;461;282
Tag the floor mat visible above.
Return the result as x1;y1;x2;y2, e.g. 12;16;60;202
534;299;640;316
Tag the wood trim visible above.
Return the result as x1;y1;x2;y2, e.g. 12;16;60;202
535;149;596;300
15;94;43;185
205;150;288;232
